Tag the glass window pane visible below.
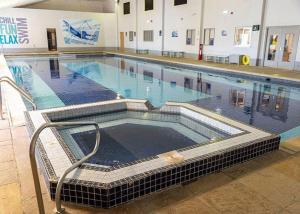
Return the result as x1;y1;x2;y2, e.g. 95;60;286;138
234;27;251;47
282;33;294;62
204;28;214;46
267;34;278;61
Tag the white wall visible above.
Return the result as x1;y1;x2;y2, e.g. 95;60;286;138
118;0;137;50
203;0;263;59
164;0;202;54
137;0;163;52
0;8;117;51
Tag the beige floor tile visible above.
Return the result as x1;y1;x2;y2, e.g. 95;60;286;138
285;201;300;214
197;181;283;214
10;126;29;139
281;137;300;153
223;156;300;208
0;161;16;171
0;119;9;130
0;161;18;186
0;140;11;147
0;145;14;163
156;197;220;214
0;129;11;142
0;183;22;214
268;156;300;183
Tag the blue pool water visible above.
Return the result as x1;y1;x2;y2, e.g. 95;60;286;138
6;55;300;140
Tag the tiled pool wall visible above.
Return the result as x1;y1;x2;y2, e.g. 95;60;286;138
47;135;280;209
24;100;281;209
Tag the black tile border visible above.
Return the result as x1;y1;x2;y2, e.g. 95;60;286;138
48;135;280;209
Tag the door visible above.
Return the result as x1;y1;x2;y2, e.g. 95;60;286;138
264;27;299;69
120;32;125;51
278;27;299;69
47;28;57;51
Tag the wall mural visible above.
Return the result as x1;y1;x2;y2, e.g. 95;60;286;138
0;17;29;45
61;19;100;45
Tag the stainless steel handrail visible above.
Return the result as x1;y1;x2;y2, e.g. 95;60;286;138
0;76;37;119
29;122;101;214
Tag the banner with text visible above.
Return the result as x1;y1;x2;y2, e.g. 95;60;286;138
0;17;29;45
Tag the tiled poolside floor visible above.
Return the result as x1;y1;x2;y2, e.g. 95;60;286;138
104;50;300;82
1;110;300;214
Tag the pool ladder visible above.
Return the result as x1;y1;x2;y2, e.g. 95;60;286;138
0;76;37;119
29;121;101;214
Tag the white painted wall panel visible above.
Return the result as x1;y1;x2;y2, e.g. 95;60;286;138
0;8;117;50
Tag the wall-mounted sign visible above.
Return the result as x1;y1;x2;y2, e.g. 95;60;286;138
61;19;100;45
252;25;260;31
221;30;227;37
172;31;178;37
0;17;29;45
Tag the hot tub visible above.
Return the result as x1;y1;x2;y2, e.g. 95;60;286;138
25;99;280;208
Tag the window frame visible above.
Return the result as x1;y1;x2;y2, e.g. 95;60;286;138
129;31;134;42
234;26;252;47
123;2;130;15
186;29;196;46
145;0;154;11
203;28;215;46
143;30;154;42
174;0;187;6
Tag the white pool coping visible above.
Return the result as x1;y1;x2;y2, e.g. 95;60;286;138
27;99;272;184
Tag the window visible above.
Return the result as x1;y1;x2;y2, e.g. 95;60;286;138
186;29;196;45
174;0;187;6
123;2;130;15
144;30;154;42
204;28;215;46
145;0;154;11
234;27;252;47
129;31;134;41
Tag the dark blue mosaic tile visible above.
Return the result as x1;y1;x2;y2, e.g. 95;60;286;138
48;135;280;209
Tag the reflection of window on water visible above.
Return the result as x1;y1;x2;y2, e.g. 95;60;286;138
50;59;60;79
143;71;153;83
170;81;176;88
129;66;136;78
184;78;193;91
261;85;271;106
120;60;126;72
275;87;285;112
230;89;246;107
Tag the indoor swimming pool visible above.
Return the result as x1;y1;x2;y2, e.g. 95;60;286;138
6;54;300;140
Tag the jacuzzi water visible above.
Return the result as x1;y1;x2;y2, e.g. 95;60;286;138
57;110;228;166
6;55;300;140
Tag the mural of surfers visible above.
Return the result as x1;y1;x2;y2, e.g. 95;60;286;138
62;19;100;45
0;17;29;45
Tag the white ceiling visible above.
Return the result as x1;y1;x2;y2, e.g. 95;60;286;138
0;0;45;8
7;0;115;13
